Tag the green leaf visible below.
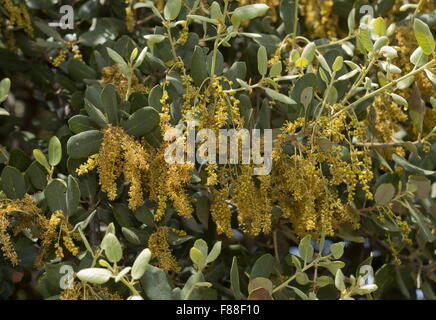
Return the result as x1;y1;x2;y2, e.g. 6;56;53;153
408;175;431;199
291;255;302;271
410;47;428;67
257;45;267;76
224;61;247;85
298;235;314;263
67;130;103;159
115;267;132;283
0;78;11;103
392;154;435;175
334;269;346;291
269;61;282;78
101;233;123;263
317;54;331;73
300;87;313;109
73;209;96;232
164;0;182;20
264;88;296;105
359;26;373;52
48;136;62;167
295;272;310;285
374;17;387;36
290;286;308;300
130;48;139;62
319;260;345;275
67;59;97;81
66;175;80;217
140;265;174;300
248;277;273;295
424;69;436;86
101;84;119;124
206;241;221;264
396;75;415;90
190;247;206;269
207;49;224;75
319;67;328;84
85;99;108;129
190;46;208;87
316;276;333;288
112;203;135;228
301;42;316;64
330;242;345;259
404;202;435;242
250;253;275;280
347;8;356;35
380;46;398;59
325;86;338;105
1;166;26;199
187;14;219;24
291;49;300;63
44;179;67;213
134;46;149;68
374;264;394;299
195;195;209;229
148;85;163;112
77;268;112;284
414;19;435;55
332;56;343;72
25;161;47;190
390;93;408;109
131;248;152;280
106;47;127;67
374;183;396;205
210;2;223;21
248;287;272;300
122;227;141;245
192;239;208;257
122;107;160;137
230;257;242;300
33;149;50;172
231;4;269;26
68;115;97;134
337;69;359;81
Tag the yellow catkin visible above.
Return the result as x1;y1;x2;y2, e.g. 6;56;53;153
100;65;148;98
52;41;82;67
67;41;83;61
0;0;34;37
0;194;41;265
52;49;69;67
60;281;123;300
77;125;149;210
366;96;407;160
125;0;135;32
268;116;367;239
148;153;195;220
177;21;189;45
232;166;271;236
210;185;233;238
299;0;339;39
148;226;180;273
36;210;80;266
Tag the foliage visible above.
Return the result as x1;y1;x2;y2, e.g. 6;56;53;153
0;0;435;300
